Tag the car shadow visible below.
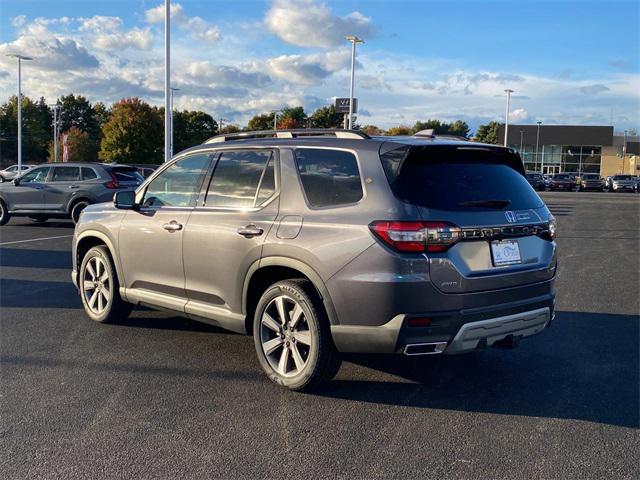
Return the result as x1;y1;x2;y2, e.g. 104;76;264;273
0;248;71;269
0;278;81;308
8;219;74;228
313;311;638;429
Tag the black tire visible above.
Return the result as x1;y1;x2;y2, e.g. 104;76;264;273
79;245;132;323
253;279;341;391
70;200;90;224
0;199;10;226
0;176;5;183
29;216;49;223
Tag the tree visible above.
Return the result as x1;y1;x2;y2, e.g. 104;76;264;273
0;95;51;163
385;125;413;136
219;124;241;134
49;127;94;162
93;102;111;129
412;119;471;138
277;106;306;129
475;121;501;144
173;110;218;152
57;94;101;161
99;97;163;164
247;113;275;131
361;125;382;136
311;105;342;128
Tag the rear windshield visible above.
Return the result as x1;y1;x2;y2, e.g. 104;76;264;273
107;166;144;183
582;174;599;179
527;173;542;180
613;175;634;180
380;145;543;211
553;174;571;180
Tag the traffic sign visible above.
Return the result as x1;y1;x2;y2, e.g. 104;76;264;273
335;98;358;114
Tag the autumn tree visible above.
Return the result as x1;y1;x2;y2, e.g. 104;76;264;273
48;127;94;162
99;97;163;164
385;125;413;136
247;113;275;131
277;106;306;129
475;121;501;144
361;125;382;136
57;94;102;160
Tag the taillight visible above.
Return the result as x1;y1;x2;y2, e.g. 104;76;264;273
104;172;119;189
548;215;557;240
369;221;461;253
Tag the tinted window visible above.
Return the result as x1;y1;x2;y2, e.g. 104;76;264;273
381;146;542;211
20;167;50;183
255;157;276;206
553;174;570;180
51;166;80;182
582;174;599;180
108;167;144;183
295;149;363;208
82;167;98;180
143;154;210;207
613;175;634;180
6;166;17;172
205;150;273;208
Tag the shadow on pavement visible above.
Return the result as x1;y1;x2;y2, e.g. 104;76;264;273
0;278;81;308
0;248;71;269
316;311;639;429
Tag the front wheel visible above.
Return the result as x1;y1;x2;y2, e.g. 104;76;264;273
253;279;341;391
0;200;10;226
79;245;132;323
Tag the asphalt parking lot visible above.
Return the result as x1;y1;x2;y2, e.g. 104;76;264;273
1;191;638;479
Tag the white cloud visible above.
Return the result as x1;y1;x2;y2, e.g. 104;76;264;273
579;84;609;95
11;15;27;28
145;3;220;45
264;49;351;85
78;15;153;51
265;0;373;48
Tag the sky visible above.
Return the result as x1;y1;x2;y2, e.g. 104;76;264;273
0;0;638;133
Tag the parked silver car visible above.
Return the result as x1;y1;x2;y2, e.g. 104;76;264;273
71;130;557;390
0;162;143;225
0;164;35;182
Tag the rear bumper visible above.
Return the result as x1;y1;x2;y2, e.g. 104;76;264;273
331;290;555;354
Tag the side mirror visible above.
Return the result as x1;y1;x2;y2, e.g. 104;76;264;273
113;190;137;210
12;178;20;186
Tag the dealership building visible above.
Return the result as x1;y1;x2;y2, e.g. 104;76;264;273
499;124;639;177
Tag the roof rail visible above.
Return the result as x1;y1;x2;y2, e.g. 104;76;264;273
204;128;370;144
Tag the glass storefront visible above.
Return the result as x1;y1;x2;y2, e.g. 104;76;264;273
511;144;601;174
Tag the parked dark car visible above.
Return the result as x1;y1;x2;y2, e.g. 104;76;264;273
0;163;144;225
129;164;161;179
550;173;575;191
578;173;604;191
526;172;546;190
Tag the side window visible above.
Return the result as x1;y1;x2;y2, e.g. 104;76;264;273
142;154;210;208
255;158;276;206
7;166;17;172
205;150;274;208
20;167;50;183
51;166;80;182
294;148;363;208
81;167;98;180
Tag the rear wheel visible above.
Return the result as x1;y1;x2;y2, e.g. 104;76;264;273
0;200;10;226
79;245;132;323
71;200;90;224
253;279;341;391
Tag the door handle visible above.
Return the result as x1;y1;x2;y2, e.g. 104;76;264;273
163;220;183;232
237;224;264;238
68;185;80;189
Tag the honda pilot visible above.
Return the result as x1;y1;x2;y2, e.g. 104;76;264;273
71;130;557;390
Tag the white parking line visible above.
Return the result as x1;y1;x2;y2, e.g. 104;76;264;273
0;234;73;246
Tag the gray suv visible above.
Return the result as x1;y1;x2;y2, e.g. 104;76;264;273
71;130;557;390
0;163;143;225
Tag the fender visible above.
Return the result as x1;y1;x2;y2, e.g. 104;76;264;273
65;193;97;214
243;256;340;325
75;230;127;299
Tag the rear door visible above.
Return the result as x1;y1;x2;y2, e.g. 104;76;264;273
183;149;279;325
381;145;556;293
41;165;82;212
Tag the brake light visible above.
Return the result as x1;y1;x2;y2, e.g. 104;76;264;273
369;221;461;253
104;172;119;189
548;215;557;240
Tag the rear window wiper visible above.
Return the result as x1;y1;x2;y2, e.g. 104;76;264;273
457;199;511;209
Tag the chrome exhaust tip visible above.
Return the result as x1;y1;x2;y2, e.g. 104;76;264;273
403;342;448;356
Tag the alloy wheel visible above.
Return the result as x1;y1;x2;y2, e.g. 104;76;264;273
260;295;312;377
82;256;111;314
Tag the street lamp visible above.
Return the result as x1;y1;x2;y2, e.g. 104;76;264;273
219;118;228;133
164;0;171;162
169;87;179;157
49;104;62;162
535;121;542;172
503;89;513;147
622;129;628;173
345;35;364;130
6;54;33;172
519;130;524;155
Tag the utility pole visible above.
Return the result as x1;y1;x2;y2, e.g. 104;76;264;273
219;118;227;133
169;87;179;157
273;111;277;130
164;0;171;162
622;129;628;173
535;121;542;172
345;35;364;130
6;54;32;172
50;104;62;162
519;130;524;155
503;89;513;147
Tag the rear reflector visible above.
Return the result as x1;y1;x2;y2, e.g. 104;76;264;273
408;317;432;327
369;221;461;253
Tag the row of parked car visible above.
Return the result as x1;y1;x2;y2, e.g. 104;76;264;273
526;172;640;193
0;162;159;225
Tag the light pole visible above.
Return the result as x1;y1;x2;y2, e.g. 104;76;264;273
274;111;277;130
535;121;542;172
345;35;364;130
503;89;513;146
49;104;62;162
169;87;179;157
622;129;628;173
6;54;33;172
164;0;171;162
519;130;524;154
219;118;228;133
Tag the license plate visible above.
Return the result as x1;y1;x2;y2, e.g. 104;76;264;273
491;240;522;266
